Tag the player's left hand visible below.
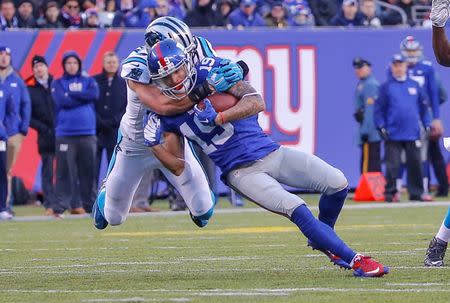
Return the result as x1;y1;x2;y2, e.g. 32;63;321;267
207;68;234;92
431;0;450;27
194;99;218;126
144;113;162;147
218;59;243;84
430;119;444;141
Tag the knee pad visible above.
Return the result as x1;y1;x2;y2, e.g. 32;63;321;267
105;208;127;226
324;168;348;195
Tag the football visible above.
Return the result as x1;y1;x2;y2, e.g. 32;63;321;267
198;93;239;112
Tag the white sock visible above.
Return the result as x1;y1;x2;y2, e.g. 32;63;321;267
396;179;403;193
436;221;450;243
423;177;429;195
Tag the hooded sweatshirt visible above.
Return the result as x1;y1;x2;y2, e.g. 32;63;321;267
51;51;99;137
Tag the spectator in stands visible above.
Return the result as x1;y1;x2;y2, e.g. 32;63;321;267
17;0;37;28
61;0;84;28
1;0;19;30
215;0;234;27
360;0;382;27
81;0;96;10
0;64;15;220
290;5;315;26
329;0;364;26
96;0;116;12
228;0;266;27
374;54;431;202
352;57;381;174
164;0;185;19
184;0;216;27
37;1;65;28
309;0;338;26
112;0;156;28
93;52;126;181
85;7;101;27
51;51;99;215
139;0;159;25
397;0;415;26
26;55;56;216
0;45;31;214
265;1;290;28
381;0;404;25
154;0;177;18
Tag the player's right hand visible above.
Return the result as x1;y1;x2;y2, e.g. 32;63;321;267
431;0;450;27
144;113;162;147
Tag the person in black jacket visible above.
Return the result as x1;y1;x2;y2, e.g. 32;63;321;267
184;0;217;27
93;51;126;181
26;55;56;216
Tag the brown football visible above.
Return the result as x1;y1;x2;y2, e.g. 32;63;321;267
198;93;239;112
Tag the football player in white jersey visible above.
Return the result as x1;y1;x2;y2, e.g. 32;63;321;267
92;17;246;230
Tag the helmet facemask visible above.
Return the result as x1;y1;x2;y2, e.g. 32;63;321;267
152;57;197;100
400;36;423;65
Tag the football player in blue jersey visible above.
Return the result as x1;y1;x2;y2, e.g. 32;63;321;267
400;36;448;199
92;17;246;230
423;0;450;267
143;39;389;278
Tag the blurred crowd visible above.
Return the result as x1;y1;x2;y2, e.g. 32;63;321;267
0;0;435;30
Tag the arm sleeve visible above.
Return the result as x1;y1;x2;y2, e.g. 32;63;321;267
419;86;432;128
19;79;31;135
68;77;100;102
374;83;387;129
121;58;151;84
426;66;440;119
51;81;85;109
5;93;17;135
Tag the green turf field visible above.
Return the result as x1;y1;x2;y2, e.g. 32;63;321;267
1;196;450;303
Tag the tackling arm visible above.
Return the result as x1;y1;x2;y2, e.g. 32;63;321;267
215;80;265;125
128;80;195;116
150;132;185;176
433;27;450;67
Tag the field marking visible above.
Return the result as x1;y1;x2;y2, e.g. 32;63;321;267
103;223;434;237
7;201;450;222
5;287;450;296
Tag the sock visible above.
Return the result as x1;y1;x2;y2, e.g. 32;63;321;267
318;187;348;229
436;207;450;242
291;205;356;264
96;187;106;217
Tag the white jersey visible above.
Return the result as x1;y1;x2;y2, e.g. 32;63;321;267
119;36;216;146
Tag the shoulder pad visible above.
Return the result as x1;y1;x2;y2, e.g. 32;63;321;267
121;47;151;84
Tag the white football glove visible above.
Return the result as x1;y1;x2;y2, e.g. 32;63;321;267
431;0;450;27
144;113;161;147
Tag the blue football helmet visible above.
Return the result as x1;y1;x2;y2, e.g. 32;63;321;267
148;39;197;100
400;36;423;65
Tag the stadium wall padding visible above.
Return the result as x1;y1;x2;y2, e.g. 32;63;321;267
2;28;450;192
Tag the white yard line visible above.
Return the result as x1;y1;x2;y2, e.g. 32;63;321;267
7;201;450;222
5;287;450;296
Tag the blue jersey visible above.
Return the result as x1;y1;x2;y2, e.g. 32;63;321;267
408;60;440;119
160;57;279;180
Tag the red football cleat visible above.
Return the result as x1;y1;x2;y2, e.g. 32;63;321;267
352;254;389;277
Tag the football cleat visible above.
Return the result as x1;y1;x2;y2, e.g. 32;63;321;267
351;254;389;277
308;240;352;270
189;211;209;228
424;237;448;267
92;182;108;230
